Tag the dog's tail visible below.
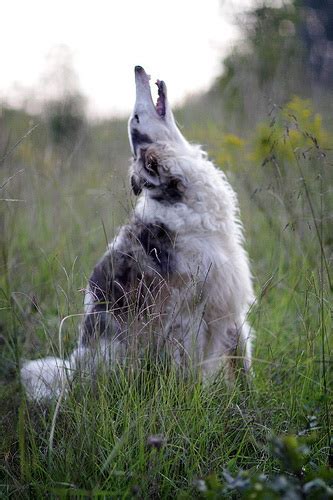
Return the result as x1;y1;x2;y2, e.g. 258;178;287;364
20;356;72;402
20;341;119;402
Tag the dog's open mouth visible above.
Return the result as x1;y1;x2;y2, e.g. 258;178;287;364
155;80;166;117
134;66;166;118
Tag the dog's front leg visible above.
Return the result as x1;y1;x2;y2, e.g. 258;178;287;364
202;319;252;386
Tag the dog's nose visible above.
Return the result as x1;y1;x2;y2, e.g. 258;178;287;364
135;65;144;73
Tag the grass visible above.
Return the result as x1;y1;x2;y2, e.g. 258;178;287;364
0;100;332;497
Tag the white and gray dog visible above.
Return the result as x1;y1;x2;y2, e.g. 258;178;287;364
21;66;255;401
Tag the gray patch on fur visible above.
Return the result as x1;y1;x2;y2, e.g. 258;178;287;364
81;220;176;345
131;128;152;156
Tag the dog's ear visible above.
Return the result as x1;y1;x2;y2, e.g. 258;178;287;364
146;150;159;176
142;147;160;176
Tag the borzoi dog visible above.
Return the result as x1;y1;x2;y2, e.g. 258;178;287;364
21;66;254;401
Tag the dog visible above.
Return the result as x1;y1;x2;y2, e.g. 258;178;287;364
21;66;255;401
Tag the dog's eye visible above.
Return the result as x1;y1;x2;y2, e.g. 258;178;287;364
134;114;140;124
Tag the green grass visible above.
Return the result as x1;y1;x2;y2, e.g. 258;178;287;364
0;102;332;498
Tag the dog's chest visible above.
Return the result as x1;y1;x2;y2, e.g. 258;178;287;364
174;232;226;279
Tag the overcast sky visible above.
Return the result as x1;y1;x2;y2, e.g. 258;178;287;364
0;0;254;118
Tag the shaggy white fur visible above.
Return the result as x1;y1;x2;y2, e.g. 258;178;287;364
132;142;254;376
21;66;254;401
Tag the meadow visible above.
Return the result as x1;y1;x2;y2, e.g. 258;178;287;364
0;89;332;498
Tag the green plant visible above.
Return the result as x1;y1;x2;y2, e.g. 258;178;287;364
185;435;333;499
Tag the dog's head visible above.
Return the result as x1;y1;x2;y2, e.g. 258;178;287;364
128;66;186;158
130;145;187;203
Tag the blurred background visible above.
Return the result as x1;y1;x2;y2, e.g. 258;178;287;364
1;0;333;117
1;0;252;117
